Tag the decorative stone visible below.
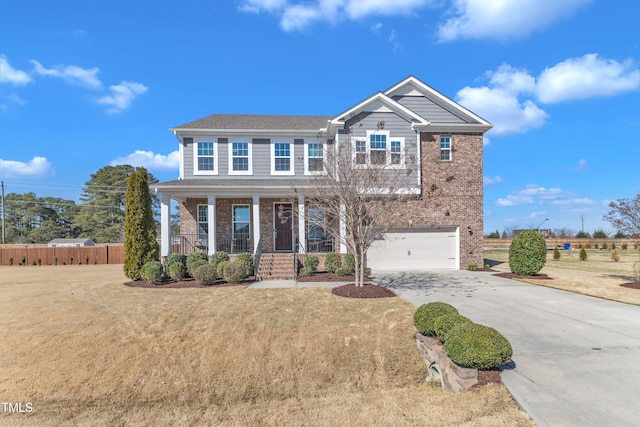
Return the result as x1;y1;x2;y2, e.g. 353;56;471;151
415;333;478;393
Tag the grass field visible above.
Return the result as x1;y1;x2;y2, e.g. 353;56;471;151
0;265;532;426
484;249;640;305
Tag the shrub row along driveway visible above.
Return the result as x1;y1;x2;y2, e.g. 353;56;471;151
379;270;640;427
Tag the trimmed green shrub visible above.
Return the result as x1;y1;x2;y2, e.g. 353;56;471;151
167;261;187;281
324;252;342;273
223;261;246;284
8;257;13;266
186;252;209;276
37;258;42;266
216;260;231;276
344;253;356;274
602;242;608;250
413;302;458;336
508;230;547;276
210;251;230;267
444;323;513;369
622;243;628;250
335;266;351;276
140;261;164;285
298;266;314;277
553;247;560;260
193;263;218;285
468;264;478;271
235;252;254;276
611;243;616;250
304;255;319;273
165;253;187;269
433;314;473;343
580;247;588;261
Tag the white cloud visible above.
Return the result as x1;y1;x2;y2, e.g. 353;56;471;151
496;184;587;207
240;0;433;31
30;60;102;89
96;81;148;114
0;156;54;178
437;0;591;42
456;86;548;135
537;54;640;103
571;159;587;172
0;55;32;86
484;175;504;185
457;55;640;135
110;150;179;170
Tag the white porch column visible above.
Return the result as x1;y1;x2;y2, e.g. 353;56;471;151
298;194;306;254
339;197;347;253
252;195;261;255
207;195;216;256
160;194;171;257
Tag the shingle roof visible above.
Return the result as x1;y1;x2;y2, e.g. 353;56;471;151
173;114;332;131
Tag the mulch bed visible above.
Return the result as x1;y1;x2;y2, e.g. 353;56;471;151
331;283;396;299
476;368;502;386
296;271;372;282
124;277;253;288
494;272;552;280
621;282;640;290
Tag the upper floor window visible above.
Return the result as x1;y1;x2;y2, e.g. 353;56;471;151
353;131;404;168
229;139;252;175
194;140;218;175
271;140;294;175
440;136;451;161
305;142;324;174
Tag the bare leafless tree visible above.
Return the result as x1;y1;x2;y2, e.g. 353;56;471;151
604;193;640;283
299;130;418;287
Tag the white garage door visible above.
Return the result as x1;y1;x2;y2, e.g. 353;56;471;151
367;227;458;270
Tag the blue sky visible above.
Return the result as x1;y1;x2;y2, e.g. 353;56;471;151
1;0;639;235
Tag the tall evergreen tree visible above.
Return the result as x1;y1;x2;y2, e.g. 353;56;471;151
123;167;159;280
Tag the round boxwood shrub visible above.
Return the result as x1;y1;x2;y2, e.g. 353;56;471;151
304;255;319;273
167;261;187;281
165;253;187;269
140;261;164;285
210;251;230;268
298;266;314;277
509;230;547;276
343;253;356;274
216;260;231;276
223;261;247;284
433;314;473;343
193;263;218;285
444;323;513;369
324;252;342;273
334;266;351;276
186;252;209;276
235;252;254;276
413;302;458;336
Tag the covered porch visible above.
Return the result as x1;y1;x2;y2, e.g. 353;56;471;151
155;180;345;258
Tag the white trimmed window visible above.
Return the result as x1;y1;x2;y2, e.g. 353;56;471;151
304;142;324;174
229;139;252;175
193;140;218;175
440;136;451;161
271;140;294;175
352;131;405;167
232;204;250;252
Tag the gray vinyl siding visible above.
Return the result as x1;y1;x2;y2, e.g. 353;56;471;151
182;136;312;180
392;95;473;124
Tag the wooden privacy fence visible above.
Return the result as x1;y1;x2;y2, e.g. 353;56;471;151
0;244;125;266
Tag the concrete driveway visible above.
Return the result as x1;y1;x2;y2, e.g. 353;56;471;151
377;270;640;427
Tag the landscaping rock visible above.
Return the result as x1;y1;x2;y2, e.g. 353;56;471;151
415;333;478;393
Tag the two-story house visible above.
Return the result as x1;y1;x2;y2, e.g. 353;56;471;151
153;76;491;274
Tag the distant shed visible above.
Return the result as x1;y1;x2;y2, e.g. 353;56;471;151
48;238;96;248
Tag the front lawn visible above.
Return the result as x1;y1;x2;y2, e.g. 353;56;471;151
0;265;532;426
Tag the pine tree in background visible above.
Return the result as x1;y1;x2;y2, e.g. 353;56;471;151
123;167;159;280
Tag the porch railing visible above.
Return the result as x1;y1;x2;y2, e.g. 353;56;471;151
305;237;335;253
170;233;252;255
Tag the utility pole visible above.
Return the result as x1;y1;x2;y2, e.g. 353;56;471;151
581;215;585;234
1;181;5;244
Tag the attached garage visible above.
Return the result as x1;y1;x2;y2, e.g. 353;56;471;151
367;227;459;271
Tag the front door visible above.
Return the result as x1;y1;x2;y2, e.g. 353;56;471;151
274;203;293;251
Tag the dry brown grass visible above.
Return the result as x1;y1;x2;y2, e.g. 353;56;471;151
0;265;533;426
485;249;640;305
